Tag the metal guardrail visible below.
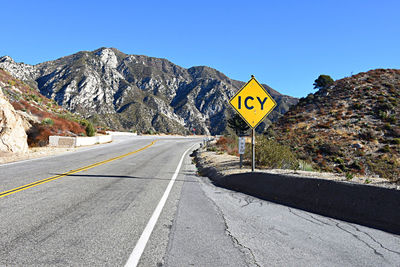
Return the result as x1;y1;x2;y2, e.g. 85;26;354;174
200;136;215;149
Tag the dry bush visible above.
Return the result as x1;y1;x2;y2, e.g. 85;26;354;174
316;122;332;129
227;146;239;156
215;136;239;156
366;156;400;183
28;105;47;118
51;117;85;135
246;136;298;169
27;124;52;147
70;121;85;135
216;136;228;146
97;129;107;135
52;117;69;132
11;101;24;110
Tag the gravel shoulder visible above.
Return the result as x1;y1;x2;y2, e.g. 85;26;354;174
197;150;400;190
0;147;78;165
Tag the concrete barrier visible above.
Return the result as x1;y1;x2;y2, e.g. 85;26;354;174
210;172;400;235
49;136;76;147
49;135;113;147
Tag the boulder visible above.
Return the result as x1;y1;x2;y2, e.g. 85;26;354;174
0;89;28;153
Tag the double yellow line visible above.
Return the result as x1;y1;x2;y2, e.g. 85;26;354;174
0;140;157;199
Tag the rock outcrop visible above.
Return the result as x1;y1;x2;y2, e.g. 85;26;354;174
0;88;28;153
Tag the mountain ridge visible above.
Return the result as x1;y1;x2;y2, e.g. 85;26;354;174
0;47;298;134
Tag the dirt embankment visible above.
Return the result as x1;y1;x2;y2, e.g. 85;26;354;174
195;149;399;190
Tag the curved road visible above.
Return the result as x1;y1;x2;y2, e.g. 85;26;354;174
0;136;399;266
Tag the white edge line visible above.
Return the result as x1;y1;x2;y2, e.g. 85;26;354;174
124;143;197;267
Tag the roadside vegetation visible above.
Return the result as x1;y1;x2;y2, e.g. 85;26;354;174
207;114;313;171
272;69;400;183
0;68;100;147
208;134;313;171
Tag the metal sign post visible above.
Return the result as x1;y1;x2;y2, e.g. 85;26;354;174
252;129;255;172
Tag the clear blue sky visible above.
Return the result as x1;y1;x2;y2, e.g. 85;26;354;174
1;0;399;97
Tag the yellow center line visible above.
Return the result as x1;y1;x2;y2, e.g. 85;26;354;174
0;140;157;199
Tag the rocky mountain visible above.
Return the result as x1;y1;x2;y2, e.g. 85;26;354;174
0;48;298;135
0;68;89;146
270;69;400;182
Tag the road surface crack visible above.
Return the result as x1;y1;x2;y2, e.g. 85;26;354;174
220;211;261;267
229;193;263;208
205;190;260;266
346;223;400;256
287;208;325;226
307;214;332;226
240;196;253;208
329;219;386;259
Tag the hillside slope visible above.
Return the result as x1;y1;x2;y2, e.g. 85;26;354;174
270;69;400;181
0;68;90;146
0;48;298;134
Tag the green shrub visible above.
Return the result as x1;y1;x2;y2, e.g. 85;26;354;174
207;146;217;152
85;122;95;137
41;118;54;126
378;102;393;111
387;115;397;124
350;160;363;170
248;136;298;169
334;157;344;164
317;143;340;155
366;157;399;182
384;123;392;130
359;130;376;141
345;172;354;180
28;94;41;103
313;75;334;90
377;110;388;120
306;93;314;100
380;145;390;153
145;129;156;135
297;160;314;171
353;103;362;110
79;119;90;127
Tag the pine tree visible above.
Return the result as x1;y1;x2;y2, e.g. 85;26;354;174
227;113;250;136
313;74;334;90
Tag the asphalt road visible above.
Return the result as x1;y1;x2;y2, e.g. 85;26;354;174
0;136;399;266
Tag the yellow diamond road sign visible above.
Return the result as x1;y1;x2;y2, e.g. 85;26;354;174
229;76;277;128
